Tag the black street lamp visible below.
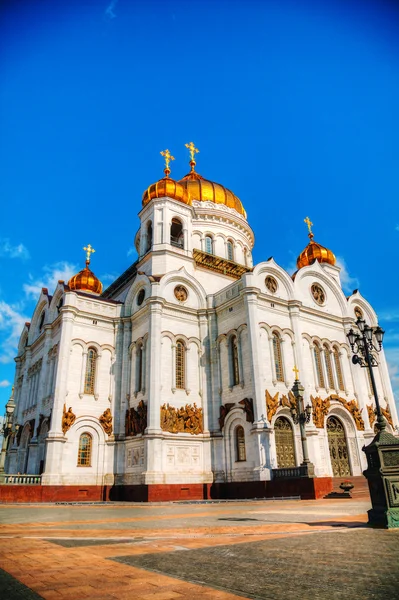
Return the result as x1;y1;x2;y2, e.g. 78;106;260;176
290;373;315;478
347;316;399;529
347;317;385;431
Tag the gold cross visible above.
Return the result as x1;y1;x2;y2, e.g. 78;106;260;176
160;149;175;173
293;365;300;380
304;216;313;236
83;244;95;264
185;141;199;162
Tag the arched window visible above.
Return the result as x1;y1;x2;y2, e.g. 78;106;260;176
77;433;92;467
314;344;325;388
323;344;335;389
145;221;153;252
230;335;240;386
204;235;213;255
176;340;185;389
333;348;344;391
84;348;97;395
170;218;184;249
244;248;249;266
137;344;143;392
57;297;64;314
235;426;246;461
38;311;45;332
227;240;234;261
272;333;284;382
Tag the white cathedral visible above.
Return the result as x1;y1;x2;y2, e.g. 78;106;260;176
3;143;398;501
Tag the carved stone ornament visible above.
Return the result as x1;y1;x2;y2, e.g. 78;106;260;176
381;405;394;428
219;403;235;429
99;408;113;436
354;306;363;319
174;285;188;302
239;398;254;423
160;403;203;435
367;404;376;427
265;276;278;294
311;395;331;428
125;400;147;436
266;390;279;423
311;283;326;305
62;404;76;434
329;395;365;431
280;391;296;411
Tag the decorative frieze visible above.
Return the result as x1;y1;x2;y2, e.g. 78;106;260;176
329;395;365;431
266;390;279;423
99;408;113;435
160;403;203;435
382;405;394;428
125;400;147;436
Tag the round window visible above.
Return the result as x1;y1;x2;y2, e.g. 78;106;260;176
174;285;188;302
311;283;326;305
265;276;278;294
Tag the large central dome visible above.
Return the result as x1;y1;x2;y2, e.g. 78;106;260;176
178;168;246;218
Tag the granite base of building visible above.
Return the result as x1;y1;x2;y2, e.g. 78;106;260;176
0;477;333;503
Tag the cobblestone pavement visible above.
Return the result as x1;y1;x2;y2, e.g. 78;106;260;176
0;499;398;599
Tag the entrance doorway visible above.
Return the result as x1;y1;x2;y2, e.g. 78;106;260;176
275;417;296;468
327;416;351;477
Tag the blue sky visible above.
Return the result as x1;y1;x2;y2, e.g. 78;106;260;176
0;0;398;416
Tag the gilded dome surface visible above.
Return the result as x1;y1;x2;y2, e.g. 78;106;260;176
142;177;190;207
68;244;103;295
297;217;336;269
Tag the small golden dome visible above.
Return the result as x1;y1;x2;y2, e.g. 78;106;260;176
142;177;191;207
68;244;103;295
297;217;336;269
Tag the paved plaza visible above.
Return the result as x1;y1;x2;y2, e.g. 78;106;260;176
0;498;398;599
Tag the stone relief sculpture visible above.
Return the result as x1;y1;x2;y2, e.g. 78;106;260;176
239;397;254;423
160;403;203;435
311;395;331;428
266;390;279;423
125;400;147;436
280;391;296;411
331;396;365;431
219;403;235;429
381;405;393;428
62;404;76;434
367;404;376;428
99;408;113;435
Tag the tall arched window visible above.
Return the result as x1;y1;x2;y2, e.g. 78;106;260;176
77;433;92;467
314;344;325;388
227;240;234;261
145;221;153;252
230;335;240;386
323;344;335;389
170;218;184;248
137;344;143;392
204;235;213;255
176;340;185;389
333;348;344;391
235;426;246;461
272;333;284;382
84;348;97;395
38;311;45;332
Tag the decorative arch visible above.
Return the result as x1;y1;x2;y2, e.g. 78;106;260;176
326;414;351;477
235;425;246;462
274;415;296;468
294;261;349;315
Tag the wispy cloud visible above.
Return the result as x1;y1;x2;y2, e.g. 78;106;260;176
0;239;30;260
127;247;138;259
23;262;77;299
377;309;399;323
335;256;359;294
0;380;11;388
104;0;118;19
0;301;29;363
100;273;118;284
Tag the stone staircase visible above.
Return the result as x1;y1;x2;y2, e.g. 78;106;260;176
330;476;370;499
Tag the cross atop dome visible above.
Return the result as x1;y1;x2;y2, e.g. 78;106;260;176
185;141;199;171
160;149;175;178
304;216;314;240
83;244;95;266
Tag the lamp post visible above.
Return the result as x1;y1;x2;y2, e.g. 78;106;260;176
347;316;399;528
0;389;16;474
347;317;386;431
290;370;315;477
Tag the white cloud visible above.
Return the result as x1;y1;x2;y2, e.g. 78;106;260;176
127;247;138;259
104;0;118;19
377;309;399;323
335;256;359;294
0;301;29;364
100;273;117;284
23;262;77;299
0;380;11;388
0;239;30;260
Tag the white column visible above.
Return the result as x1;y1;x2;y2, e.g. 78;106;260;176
147;299;163;432
79;350;88;398
130;343;136;397
171;343;176;393
243;289;263;422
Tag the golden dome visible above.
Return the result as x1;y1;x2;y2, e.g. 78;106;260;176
142;177;190;207
68;244;103;295
297;217;336;269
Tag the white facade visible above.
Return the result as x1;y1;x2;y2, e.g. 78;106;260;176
5;175;398;493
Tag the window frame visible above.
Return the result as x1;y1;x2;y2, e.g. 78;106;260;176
333;347;344;391
272;332;284;382
84;347;97;395
77;432;92;467
175;340;186;390
314;343;325;388
204;235;213;255
230;335;240;386
226;240;234;261
323;344;335;389
235;425;246;462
